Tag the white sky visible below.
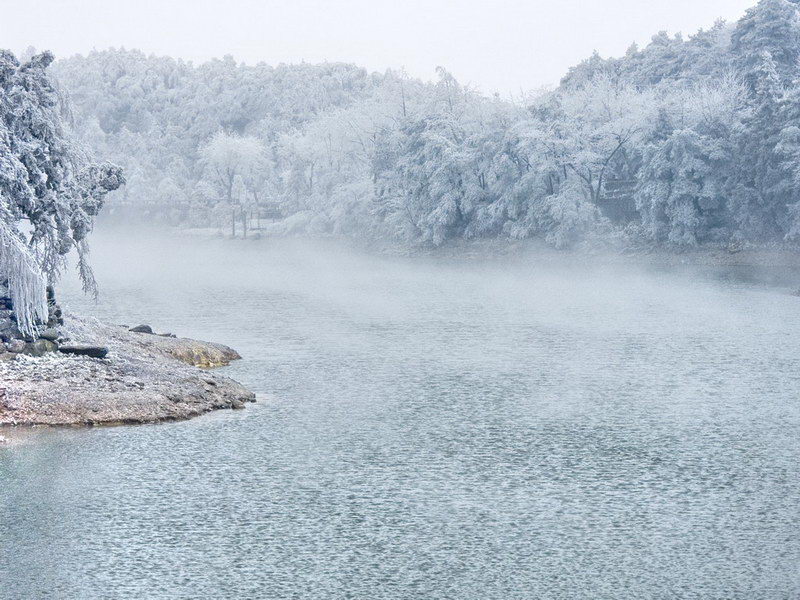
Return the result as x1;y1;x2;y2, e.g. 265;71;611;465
2;0;755;96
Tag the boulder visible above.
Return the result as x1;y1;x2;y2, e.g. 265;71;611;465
0;322;21;343
5;339;25;353
129;324;154;334
38;328;60;341
58;344;109;359
22;340;58;357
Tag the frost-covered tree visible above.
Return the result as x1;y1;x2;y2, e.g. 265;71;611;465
636;77;744;244
638;129;728;244
0;49;123;335
732;0;800;87
540;76;654;205
199;131;265;237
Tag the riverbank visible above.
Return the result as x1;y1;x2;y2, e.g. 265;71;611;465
383;237;800;290
0;315;255;427
175;227;800;269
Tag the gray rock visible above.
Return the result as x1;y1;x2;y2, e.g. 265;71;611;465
0;351;17;362
6;339;25;353
22;340;58;357
58;344;109;359
0;320;21;341
129;325;154;334
38;328;60;341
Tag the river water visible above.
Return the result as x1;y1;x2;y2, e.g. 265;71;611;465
2;231;800;599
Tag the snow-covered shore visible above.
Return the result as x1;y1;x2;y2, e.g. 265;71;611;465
0;315;255;427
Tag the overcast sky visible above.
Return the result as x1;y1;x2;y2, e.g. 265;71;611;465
2;0;755;96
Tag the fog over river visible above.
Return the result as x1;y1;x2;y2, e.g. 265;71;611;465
2;229;800;599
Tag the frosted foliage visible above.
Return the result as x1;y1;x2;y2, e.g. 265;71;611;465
51;0;800;249
199;132;266;206
200;133;264;176
0;49;123;330
0;222;48;336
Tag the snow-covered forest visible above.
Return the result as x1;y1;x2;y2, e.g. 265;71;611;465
51;0;800;249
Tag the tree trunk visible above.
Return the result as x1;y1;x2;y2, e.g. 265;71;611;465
231;207;236;238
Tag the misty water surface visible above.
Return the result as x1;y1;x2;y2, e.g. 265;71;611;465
2;230;800;599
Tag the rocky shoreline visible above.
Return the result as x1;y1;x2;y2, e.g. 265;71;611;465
0;315;255;428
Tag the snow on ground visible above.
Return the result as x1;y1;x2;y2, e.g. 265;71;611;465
0;315;254;426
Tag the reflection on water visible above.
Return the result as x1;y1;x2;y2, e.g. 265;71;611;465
2;231;800;599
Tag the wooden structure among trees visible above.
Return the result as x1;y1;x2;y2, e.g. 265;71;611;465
599;179;639;223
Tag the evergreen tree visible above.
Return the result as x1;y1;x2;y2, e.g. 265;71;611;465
0;50;123;334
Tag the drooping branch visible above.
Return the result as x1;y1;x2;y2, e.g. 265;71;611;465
0;220;49;337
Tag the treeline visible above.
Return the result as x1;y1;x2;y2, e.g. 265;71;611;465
54;0;800;248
